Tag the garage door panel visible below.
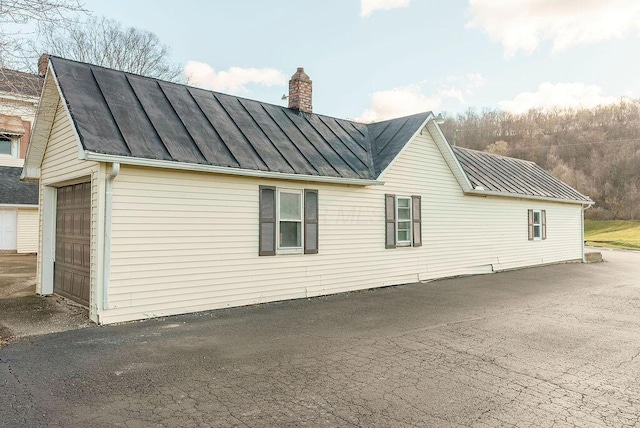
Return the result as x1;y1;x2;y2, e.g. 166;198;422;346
54;182;90;306
0;209;17;250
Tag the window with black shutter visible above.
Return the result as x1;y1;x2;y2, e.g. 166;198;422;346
385;194;422;249
259;186;319;256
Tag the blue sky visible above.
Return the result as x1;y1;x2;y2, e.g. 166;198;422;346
79;0;640;121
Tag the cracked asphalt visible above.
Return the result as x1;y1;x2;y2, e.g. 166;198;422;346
1;248;639;427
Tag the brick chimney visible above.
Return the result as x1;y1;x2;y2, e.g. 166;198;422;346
38;54;50;77
288;67;312;113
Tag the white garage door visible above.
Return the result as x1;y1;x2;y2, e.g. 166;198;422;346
0;209;17;250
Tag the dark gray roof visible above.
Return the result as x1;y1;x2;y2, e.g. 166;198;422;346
0;69;43;98
369;112;431;175
46;57;592;204
452;146;592;202
50;57;378;180
0;167;38;205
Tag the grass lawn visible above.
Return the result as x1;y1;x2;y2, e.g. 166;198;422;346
584;220;640;249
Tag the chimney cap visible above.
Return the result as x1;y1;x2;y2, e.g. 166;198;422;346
291;67;311;81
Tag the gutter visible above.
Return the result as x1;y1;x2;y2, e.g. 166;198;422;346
83;152;383;186
102;162;120;310
464;188;593;206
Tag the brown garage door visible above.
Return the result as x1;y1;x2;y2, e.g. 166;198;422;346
54;182;91;306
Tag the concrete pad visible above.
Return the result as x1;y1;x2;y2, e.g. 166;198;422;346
0;254;92;344
0;254;36;298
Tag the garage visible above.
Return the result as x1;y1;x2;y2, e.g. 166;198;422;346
54;182;90;306
0;209;17;250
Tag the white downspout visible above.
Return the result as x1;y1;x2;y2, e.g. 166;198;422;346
103;162;120;310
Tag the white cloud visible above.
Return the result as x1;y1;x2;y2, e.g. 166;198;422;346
498;82;618;114
184;61;286;93
357;85;456;122
467;0;640;56
360;0;410;17
356;74;484;122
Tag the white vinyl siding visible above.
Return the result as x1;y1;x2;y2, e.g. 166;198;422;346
16;208;38;253
0;154;24;167
40;101;96;186
101;129;583;324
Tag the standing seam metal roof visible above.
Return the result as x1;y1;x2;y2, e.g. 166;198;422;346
51;57;376;180
452;146;592;202
48;57;591;203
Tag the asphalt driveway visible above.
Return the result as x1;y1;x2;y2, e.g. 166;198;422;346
1;249;639;427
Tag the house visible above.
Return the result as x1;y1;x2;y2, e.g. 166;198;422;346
23;57;593;324
0;67;42;253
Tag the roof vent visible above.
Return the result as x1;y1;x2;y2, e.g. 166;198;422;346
475;185;485;190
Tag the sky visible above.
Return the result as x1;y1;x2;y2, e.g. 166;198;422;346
77;0;640;122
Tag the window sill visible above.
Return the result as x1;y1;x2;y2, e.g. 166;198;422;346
277;248;304;255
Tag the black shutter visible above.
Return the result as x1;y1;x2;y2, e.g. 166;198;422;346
412;195;422;247
527;209;534;241
259;186;276;256
304;189;318;254
385;194;396;249
541;210;547;240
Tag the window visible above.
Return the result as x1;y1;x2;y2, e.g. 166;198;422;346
278;189;303;252
0;137;12;156
385;194;422;249
528;209;546;240
259;186;318;256
396;197;412;246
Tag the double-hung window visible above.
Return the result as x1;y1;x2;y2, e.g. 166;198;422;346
277;189;303;252
527;209;546;240
258;186;319;256
396;197;412;246
385;194;422;249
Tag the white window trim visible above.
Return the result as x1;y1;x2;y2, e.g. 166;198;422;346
0;136;18;158
276;188;304;254
396;196;412;247
532;209;542;240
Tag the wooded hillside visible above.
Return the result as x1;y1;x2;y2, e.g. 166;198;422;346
439;100;640;219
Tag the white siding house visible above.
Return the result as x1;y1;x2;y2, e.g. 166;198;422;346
0;68;42;253
23;58;592;324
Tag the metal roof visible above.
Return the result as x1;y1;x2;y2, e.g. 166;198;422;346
452;146;592;203
45;57;592;204
51;57;377;181
368;112;431;175
0;69;42;98
0;166;38;205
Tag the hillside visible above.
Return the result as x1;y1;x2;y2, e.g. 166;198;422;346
439;100;640;219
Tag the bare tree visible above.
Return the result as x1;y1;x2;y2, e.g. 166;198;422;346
39;17;182;81
0;0;85;68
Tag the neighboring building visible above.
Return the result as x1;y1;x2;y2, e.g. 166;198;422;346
23;57;593;324
0;68;41;253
